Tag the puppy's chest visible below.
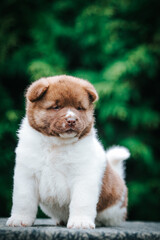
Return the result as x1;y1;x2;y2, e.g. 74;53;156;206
37;147;77;206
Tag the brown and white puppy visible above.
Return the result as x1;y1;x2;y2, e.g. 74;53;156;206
7;75;130;229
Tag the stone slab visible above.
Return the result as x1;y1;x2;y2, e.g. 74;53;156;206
0;218;160;240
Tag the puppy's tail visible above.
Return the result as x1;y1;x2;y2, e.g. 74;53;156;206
106;146;130;179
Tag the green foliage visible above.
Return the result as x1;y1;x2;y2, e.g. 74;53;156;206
0;0;160;220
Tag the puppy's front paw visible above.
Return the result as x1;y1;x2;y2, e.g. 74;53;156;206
6;215;34;227
67;216;95;229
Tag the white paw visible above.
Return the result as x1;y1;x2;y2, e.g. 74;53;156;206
6;215;34;227
67;216;95;229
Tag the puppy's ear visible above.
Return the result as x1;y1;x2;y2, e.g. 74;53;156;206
83;82;98;103
87;86;99;103
26;78;49;102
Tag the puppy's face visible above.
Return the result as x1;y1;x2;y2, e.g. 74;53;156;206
26;75;98;139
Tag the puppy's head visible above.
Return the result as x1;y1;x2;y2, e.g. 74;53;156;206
26;75;98;139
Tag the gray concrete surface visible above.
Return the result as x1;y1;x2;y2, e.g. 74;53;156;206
0;218;160;240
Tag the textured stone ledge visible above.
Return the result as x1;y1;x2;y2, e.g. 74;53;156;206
0;218;160;240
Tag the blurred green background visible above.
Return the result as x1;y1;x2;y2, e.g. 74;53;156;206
0;0;160;221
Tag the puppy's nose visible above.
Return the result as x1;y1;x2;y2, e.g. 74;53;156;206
66;117;76;126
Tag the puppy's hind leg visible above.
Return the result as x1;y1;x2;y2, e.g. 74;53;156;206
39;203;68;226
96;202;127;227
39;203;60;225
96;146;129;227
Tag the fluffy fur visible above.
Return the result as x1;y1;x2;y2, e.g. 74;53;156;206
6;75;130;229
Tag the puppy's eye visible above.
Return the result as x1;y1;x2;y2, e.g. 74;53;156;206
48;106;60;110
52;106;60;110
77;106;83;110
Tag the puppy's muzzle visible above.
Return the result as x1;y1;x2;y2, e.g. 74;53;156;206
65;117;77;127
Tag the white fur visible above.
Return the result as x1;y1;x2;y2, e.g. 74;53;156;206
66;109;75;118
106;146;130;179
6;117;130;228
59;132;77;138
96;203;127;226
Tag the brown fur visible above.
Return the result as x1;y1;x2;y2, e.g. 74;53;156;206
26;75;98;138
97;163;127;213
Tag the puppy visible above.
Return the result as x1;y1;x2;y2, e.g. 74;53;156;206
7;75;130;229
